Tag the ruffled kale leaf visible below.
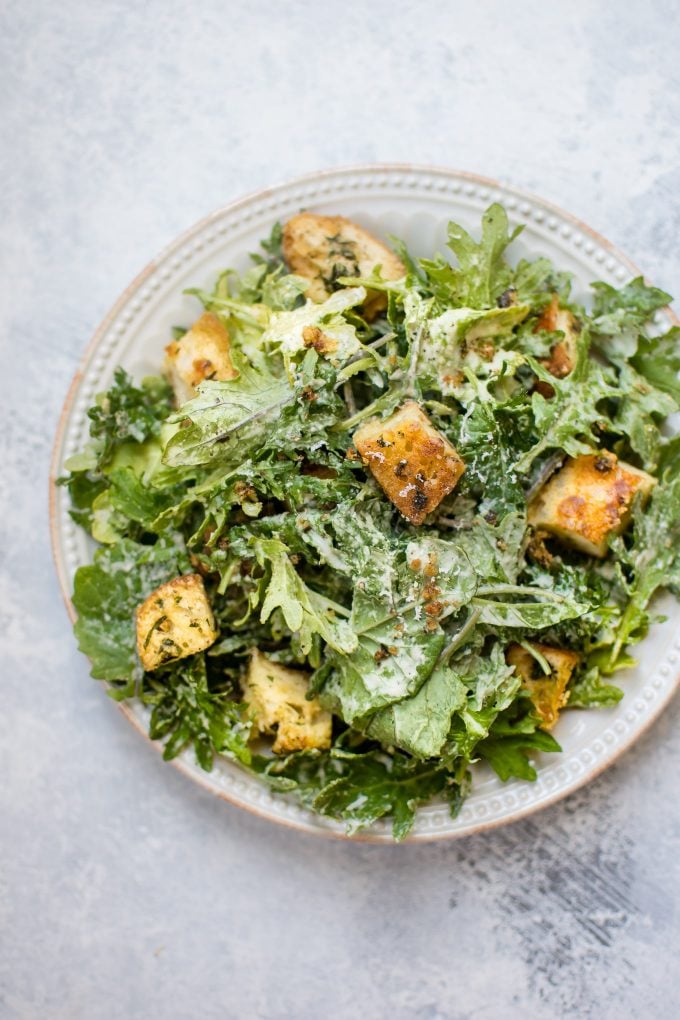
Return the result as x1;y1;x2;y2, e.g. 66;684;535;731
477;729;561;781
364;663;468;758
452;391;529;515
511;256;571;306
320;601;446;725
514;340;616;472
163;343;351;470
630;327;680;403
107;466;181;529
592;276;671;349
567;668;623;708
163;360;294;468
364;644;518;761
143;654;251;771
59;371;173;534
611;363;678;468
88;369;173;468
254;745;466;841
313;749;461;840
251;536;356;656
420;203;523;309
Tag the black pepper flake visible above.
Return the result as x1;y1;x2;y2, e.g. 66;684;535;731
394;459;408;477
376;436;392;448
412;490;428;512
594;455;613;473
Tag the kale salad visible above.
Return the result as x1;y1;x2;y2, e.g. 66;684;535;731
60;205;680;839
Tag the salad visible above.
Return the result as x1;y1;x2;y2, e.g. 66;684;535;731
60;205;680;839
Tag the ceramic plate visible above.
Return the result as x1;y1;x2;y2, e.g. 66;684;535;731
50;165;680;842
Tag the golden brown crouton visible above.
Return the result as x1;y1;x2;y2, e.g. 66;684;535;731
136;574;218;671
528;451;656;557
353;401;465;525
534;295;581;380
241;650;332;754
507;642;580;729
282;212;406;320
164;311;238;406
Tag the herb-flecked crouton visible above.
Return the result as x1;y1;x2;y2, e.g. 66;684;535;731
528;451;656;557
507;642;580;729
164;311;238;406
353;401;465;525
282;212;406;320
136;574;218;671
242;650;332;754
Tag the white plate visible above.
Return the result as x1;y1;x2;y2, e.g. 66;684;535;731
50;165;680;842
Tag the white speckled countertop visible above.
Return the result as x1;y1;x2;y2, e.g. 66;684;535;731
2;2;680;1017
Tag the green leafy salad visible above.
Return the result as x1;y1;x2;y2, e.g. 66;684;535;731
60;205;680;839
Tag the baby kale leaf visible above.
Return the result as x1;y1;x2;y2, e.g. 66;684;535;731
88;369;172;468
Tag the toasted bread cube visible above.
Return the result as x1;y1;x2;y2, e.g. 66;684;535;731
353;401;465;525
242;650;332;754
282;212;406;320
136;574;218;671
507;642;580;729
528;451;656;557
534;295;581;378
164;311;238;406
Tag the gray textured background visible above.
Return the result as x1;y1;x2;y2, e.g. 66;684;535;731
2;1;680;1017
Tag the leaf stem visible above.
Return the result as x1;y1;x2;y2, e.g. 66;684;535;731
607;593;642;670
181;394;295;453
518;639;551;674
435;516;474;530
438;608;482;665
474;583;569;602
330;393;396;433
343;380;358;417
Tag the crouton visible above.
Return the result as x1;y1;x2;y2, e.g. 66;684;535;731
528;451;656;557
136;574;218;671
164;311;238;406
353;401;465;525
242;650;332;754
507;642;580;729
535;295;581;379
282;212;406;320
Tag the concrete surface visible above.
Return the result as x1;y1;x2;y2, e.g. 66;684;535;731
1;1;679;1017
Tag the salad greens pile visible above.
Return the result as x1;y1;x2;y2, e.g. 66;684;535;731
60;205;680;839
